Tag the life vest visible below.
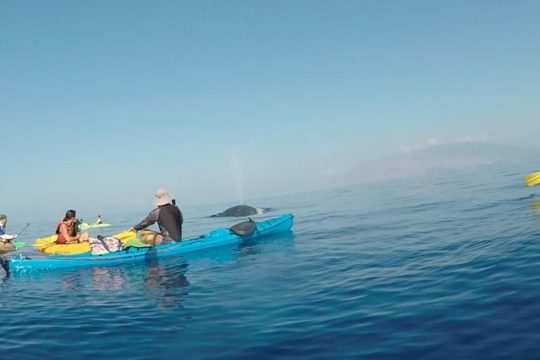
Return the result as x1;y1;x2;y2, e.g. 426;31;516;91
56;221;74;244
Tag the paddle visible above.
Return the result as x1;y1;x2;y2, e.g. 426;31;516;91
16;223;30;236
525;172;540;187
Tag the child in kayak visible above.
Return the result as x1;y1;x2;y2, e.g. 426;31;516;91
0;214;8;235
0;214;17;240
0;214;17;254
56;210;89;244
129;189;183;245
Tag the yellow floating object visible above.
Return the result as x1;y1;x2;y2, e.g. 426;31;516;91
43;242;92;255
34;231;137;255
525;172;540;187
34;234;59;250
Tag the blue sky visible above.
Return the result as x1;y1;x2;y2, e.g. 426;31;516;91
1;0;539;220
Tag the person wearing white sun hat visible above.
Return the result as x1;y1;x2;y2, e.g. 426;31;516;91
129;189;184;245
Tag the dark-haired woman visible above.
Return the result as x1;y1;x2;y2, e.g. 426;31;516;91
56;209;89;244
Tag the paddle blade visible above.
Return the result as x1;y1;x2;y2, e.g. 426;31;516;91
124;239;151;249
525;172;540;187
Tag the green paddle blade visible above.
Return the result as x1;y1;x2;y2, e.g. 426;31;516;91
14;241;25;250
525;172;540;187
124;239;151;249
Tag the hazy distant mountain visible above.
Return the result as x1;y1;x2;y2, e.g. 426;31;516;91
344;142;534;186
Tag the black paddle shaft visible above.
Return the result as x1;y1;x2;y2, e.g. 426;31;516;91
16;223;30;236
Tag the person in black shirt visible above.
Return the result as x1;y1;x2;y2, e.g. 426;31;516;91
130;189;183;245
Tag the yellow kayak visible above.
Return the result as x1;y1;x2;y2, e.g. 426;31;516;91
34;231;137;255
525;172;540;187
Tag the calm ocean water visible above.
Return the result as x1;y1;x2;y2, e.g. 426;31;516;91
2;157;540;359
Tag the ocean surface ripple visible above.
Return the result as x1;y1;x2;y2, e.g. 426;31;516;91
2;159;540;359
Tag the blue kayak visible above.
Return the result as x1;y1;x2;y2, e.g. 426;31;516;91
6;214;294;273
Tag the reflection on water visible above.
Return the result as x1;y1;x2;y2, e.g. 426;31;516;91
531;199;540;216
61;274;83;291
239;231;296;257
0;257;8;283
0;270;7;284
144;263;190;310
530;199;540;228
91;267;129;291
1;229;295;315
84;261;191;310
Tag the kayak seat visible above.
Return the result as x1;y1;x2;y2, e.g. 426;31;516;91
229;218;259;237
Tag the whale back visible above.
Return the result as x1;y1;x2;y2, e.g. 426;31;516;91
211;205;259;217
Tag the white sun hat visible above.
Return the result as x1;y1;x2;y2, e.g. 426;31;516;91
153;188;173;206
